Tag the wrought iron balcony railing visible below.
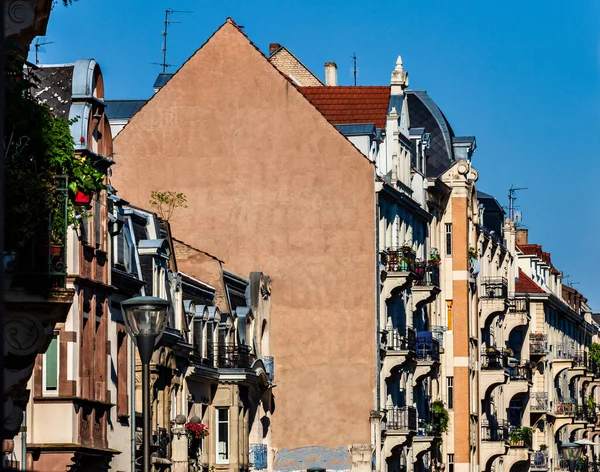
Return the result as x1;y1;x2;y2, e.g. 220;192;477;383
250;443;268;470
385;406;417;432
214;344;252;369
530;392;549;412
554;344;576;360
153;427;170;459
386;247;416;273
555;398;576;416
508;363;532;382
481;348;508;370
573;350;588;368
481;419;508;442
530;333;548;355
530;451;548;469
381;327;416;352
508;297;528;313
414;263;440;287
9;175;69;290
480;277;508;299
416;333;440;362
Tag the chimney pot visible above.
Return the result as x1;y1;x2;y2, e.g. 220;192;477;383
325;62;338;86
269;43;281;56
517;229;528;245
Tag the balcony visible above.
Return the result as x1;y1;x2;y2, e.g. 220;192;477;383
508;364;532;382
481;348;509;394
507;426;532;448
505;298;530;333
530;451;548;470
214;344;252;369
416;333;440;362
380;328;416;378
385;406;417;433
481;420;508;442
480;277;508;325
382;247;417;299
530;393;549;413
152;427;170;461
530;333;548;356
506;363;532;398
554;398;576;416
250;444;268;470
412;263;441;306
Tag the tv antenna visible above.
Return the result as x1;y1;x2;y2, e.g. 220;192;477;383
350;53;358;86
508;185;527;222
563;274;580;287
34;39;54;64
156;8;192;73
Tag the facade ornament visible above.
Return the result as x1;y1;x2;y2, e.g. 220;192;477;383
390;56;409;94
5;0;36;38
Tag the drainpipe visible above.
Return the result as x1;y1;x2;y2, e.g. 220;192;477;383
20;410;26;471
374;169;382;472
130;335;136;472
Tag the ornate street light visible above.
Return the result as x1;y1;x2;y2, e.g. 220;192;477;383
122;296;170;472
561;442;583;472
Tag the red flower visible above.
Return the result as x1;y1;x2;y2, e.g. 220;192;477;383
184;422;210;438
80;136;85;143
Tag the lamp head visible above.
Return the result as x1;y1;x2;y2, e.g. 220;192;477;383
121;296;170;340
561;443;583;463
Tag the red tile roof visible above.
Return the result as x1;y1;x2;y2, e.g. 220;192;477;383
517;244;562;276
298;86;391;129
515;269;545;294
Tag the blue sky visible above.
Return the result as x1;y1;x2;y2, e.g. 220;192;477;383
35;0;600;307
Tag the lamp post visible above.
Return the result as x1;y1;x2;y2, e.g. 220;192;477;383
121;296;170;472
562;442;583;472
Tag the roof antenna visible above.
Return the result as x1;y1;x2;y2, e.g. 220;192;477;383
350;53;358;86
154;8;192;73
508;185;528;222
34;39;54;64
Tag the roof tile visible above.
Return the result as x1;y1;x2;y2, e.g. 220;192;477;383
298;86;391;129
515;269;545;294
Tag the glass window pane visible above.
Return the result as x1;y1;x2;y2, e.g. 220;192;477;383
45;335;58;391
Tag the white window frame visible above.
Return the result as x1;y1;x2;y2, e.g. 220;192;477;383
216;407;230;464
43;333;60;396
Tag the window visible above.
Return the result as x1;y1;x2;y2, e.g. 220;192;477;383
447;377;454;409
445;223;452;256
448;454;454;472
43;333;59;395
216;408;230;464
116;331;128;418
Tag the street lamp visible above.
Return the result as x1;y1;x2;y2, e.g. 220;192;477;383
562;442;583;472
122;296;170;472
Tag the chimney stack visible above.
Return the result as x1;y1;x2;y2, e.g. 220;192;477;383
325;62;338;86
269;43;281;56
516;228;528;245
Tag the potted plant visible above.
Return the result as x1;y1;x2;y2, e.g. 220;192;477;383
185;421;210;440
468;247;479;260
429;252;441;265
430;400;450;434
539;444;547;451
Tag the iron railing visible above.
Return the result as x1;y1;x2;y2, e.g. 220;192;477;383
508;297;528;313
250;443;268;470
530;333;548;355
481;419;508;442
417;413;442;437
554;343;576;360
530;451;548;469
416;333;440;362
10;175;69;289
555;398;577;416
573;351;588;368
263;356;274;381
381;327;416;352
214;344;252;369
385;406;417;432
507;426;532;448
414;263;440;287
153;427;170;459
481;348;507;370
531;392;549;412
480;277;508;299
508;363;532;382
386;247;416;273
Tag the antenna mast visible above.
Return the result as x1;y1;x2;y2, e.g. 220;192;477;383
34;40;54;64
159;8;192;73
351;53;357;86
508;185;528;222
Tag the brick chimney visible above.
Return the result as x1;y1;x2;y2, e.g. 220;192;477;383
269;43;281;56
325;62;338;86
516;228;528;245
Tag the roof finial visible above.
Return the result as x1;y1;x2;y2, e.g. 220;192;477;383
390;55;408;94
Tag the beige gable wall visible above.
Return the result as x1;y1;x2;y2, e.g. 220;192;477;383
269;47;323;86
113;20;376;449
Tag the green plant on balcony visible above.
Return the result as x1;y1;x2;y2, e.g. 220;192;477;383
428;250;441;265
431;401;449;434
539;444;547;451
508;426;532;447
4;56;105;254
468;246;479;260
590;343;600;368
587;395;596;412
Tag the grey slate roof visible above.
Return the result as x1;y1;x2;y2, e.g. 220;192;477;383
30;65;75;118
406;90;455;178
105;100;147;120
153;73;173;89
